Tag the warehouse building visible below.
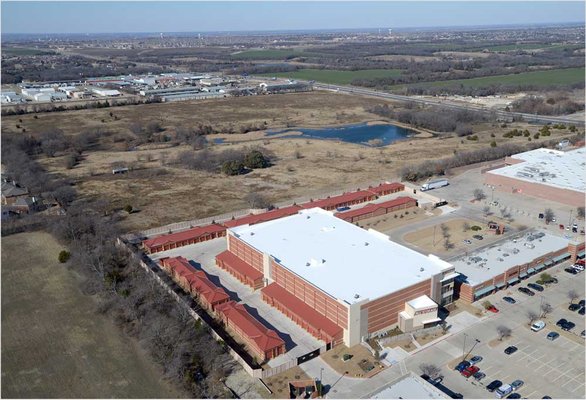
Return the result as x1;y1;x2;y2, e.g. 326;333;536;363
453;230;584;303
484;147;585;207
334;196;417;223
218;208;456;347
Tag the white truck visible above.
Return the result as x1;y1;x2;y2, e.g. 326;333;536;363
420;178;449;192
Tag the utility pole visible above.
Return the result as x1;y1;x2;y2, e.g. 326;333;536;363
464;338;481;361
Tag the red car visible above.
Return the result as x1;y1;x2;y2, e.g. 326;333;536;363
462;365;480;378
487;306;499;313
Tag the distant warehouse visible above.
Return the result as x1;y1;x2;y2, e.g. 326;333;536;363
259;82;312;94
484;147;585;207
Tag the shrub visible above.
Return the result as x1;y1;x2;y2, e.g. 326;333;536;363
471;225;482;231
490;141;497;147
124;204;133;213
222;160;245;176
244;150;269;169
58;250;71;263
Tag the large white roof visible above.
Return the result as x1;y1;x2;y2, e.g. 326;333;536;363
451;230;569;286
487;147;586;192
230;208;452;304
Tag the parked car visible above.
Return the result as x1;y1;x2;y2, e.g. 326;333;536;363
496;384;513;398
531;320;546;332
579;307;585;316
473;371;486;381
565;267;578;275
527;283;544;292
569;303;581;311
504;346;518;355
487;380;503;392
461;365;480;378
336;206;350;212
490;201;499;206
503;296;516;304
487;305;499;313
463;239;472;245
573;264;585;272
562;321;575;331
511;380;524;391
579;299;585;307
581;330;585;338
507;393;521;399
556;318;568;327
473;235;484;240
518;287;535;296
546;332;560;341
469;355;483;365
455;360;470;372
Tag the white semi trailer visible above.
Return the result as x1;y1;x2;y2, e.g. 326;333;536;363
420;178;449;191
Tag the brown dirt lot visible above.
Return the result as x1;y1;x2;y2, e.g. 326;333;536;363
403;218;500;257
262;366;311;399
320;344;385;378
1;231;185;398
2;92;579;233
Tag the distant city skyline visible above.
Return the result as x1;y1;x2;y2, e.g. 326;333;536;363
2;1;585;35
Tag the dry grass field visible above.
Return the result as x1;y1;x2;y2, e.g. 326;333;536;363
1;231;185;398
2;91;579;233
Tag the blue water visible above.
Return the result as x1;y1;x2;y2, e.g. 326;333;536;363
213;138;225;144
266;123;415;146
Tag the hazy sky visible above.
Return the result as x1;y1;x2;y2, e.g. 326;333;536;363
2;1;584;34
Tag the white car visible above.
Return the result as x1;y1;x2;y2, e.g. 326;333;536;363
573;264;585;271
531;320;546;332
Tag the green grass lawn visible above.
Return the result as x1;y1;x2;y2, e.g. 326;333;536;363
258;68;403;85
2;47;55;56
391;67;586;91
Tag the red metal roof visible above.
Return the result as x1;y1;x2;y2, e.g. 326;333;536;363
191;271;230;305
261;283;343;339
162;256;198;277
143;223;226;249
300;190;376;210
216;250;264;281
223;205;302;228
368;182;404;195
334;196;416;220
215;301;284;351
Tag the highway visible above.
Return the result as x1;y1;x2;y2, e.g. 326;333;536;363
299;81;585;126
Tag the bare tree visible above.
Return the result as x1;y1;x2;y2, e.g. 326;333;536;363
496;325;512;341
420;363;442;378
440;223;450;239
483;206;491;216
526;310;539;325
544;208;555;224
462;222;471;232
245;192;272;209
568;289;579;304
540;302;553;318
577;206;585;219
473;189;486;201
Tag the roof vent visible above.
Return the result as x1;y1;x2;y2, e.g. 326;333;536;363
365;242;369;246
306;215;311;219
354;294;360;299
250;232;255;236
420;267;425;272
306;262;310;267
322;259;326;263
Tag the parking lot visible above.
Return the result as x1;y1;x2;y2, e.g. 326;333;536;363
402;261;585;399
150;238;325;367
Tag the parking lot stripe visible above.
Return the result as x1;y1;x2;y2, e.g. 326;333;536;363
526;390;538;398
571;383;585;393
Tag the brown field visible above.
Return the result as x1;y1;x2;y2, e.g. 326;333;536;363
367;54;440;62
1;231;185;398
403;218;496;256
434;51;493;58
2;91;579;233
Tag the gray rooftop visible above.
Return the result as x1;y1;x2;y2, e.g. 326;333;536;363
451;230;569;286
367;372;449;399
487;147;586;192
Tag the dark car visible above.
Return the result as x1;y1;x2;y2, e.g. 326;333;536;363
473;371;486;381
518;287;535;296
579;299;585;307
455;360;470;372
569;303;581;311
507;393;521;399
547;332;560;341
469;355;483;365
565;267;578;275
579;307;585;316
556;318;568;327
486;380;503;392
503;296;516;304
473;235;484;240
527;283;544;292
562;321;576;331
504;346;518;355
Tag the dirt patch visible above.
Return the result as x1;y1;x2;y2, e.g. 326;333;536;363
403;217;492;256
414;330;448;346
361;207;437;232
321;344;385;378
1;231;185;398
453;299;484;317
387;339;416;352
488;337;512;348
262;366;311;399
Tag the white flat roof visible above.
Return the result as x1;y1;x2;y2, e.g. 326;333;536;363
230;208;452;304
369;372;449;399
451;230;569;286
487;147;586;192
408;295;437;309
